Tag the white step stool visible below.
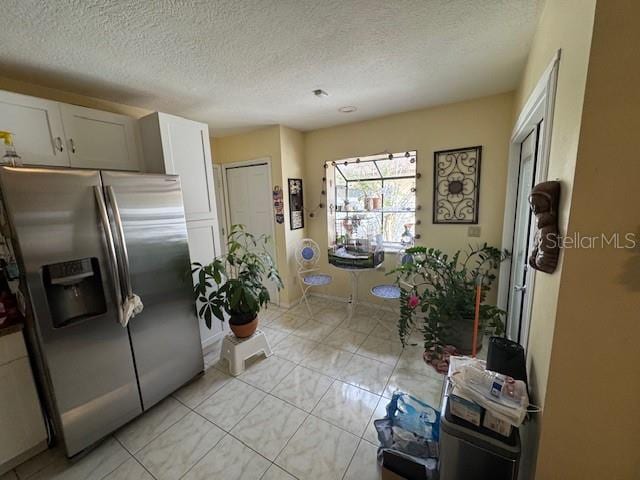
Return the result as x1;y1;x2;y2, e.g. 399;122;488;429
220;329;273;376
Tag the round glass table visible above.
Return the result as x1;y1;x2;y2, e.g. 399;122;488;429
331;263;383;320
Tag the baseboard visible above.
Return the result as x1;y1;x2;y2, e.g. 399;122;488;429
308;292;397;313
0;440;48;475
277;297;303;309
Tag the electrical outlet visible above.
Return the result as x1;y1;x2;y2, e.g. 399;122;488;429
468;226;481;237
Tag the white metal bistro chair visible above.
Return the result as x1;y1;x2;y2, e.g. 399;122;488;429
370;249;415;301
296;238;332;317
370;250;417;332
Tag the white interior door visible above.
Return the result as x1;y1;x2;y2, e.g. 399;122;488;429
225;163;278;304
507;123;542;344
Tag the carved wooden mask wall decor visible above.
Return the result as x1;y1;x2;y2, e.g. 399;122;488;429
528;181;561;273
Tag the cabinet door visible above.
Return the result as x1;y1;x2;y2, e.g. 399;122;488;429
0;358;47;466
60;104;140;171
158;114;217;222
0;90;70;167
187;219;226;346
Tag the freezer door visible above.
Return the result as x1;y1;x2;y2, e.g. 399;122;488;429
101;171;203;410
0;166;142;456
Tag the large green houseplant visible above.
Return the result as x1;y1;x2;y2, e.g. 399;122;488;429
392;244;509;357
192;224;283;338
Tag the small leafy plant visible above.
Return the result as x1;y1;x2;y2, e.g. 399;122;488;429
391;244;509;355
192;224;283;328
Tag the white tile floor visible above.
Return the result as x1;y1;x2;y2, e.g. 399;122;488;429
7;297;445;480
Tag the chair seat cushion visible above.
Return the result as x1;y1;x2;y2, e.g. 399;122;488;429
371;284;401;299
303;273;332;286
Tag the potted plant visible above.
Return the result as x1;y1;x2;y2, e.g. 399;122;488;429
192;224;283;338
391;244;509;359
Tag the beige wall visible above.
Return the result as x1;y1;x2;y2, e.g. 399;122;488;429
212;126;307;306
279;126;307;303
511;0;596;478
304;93;514;303
210;126;295;305
211;94;514;309
0;75;151;118
534;1;640;477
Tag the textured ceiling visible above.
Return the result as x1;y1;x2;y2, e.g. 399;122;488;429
0;0;540;135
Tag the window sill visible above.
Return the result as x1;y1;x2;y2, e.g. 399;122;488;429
377;245;405;253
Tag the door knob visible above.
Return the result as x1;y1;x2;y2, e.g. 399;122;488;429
69;138;76;154
55;137;64;152
514;284;526;292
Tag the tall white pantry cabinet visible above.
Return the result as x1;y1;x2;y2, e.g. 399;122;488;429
140;112;225;347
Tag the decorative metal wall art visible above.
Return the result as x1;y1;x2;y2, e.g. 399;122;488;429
433;146;481;224
288;178;304;230
528;180;561;273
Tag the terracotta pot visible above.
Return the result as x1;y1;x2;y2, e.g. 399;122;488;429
229;314;258;338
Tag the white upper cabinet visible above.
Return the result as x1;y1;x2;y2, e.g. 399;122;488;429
59;104;141;171
140;112;218;223
0;89;142;171
0;90;70;167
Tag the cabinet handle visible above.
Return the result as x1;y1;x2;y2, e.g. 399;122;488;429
69;138;76;154
55;137;64;152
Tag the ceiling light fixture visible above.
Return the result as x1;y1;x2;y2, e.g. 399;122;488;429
339;106;357;113
313;89;328;98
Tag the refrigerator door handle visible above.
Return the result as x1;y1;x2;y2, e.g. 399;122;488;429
105;185;133;298
94;186;125;326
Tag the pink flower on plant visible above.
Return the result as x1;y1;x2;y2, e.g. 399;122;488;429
408;294;420;309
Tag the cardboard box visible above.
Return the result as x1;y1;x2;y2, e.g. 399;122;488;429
449;387;483;426
483;409;513;437
381;449;438;480
381;466;408;480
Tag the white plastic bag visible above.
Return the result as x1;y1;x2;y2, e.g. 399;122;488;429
449;357;529;427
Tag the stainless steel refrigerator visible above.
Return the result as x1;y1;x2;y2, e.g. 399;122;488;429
0;166;203;457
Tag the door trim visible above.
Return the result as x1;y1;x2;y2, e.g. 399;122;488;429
497;50;560;351
212;164;228;253
221;157;279;305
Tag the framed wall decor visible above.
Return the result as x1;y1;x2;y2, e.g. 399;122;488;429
433;146;482;224
273;185;284;224
288;178;304;230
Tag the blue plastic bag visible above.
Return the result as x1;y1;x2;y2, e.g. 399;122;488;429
386;391;440;442
375;392;440;460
